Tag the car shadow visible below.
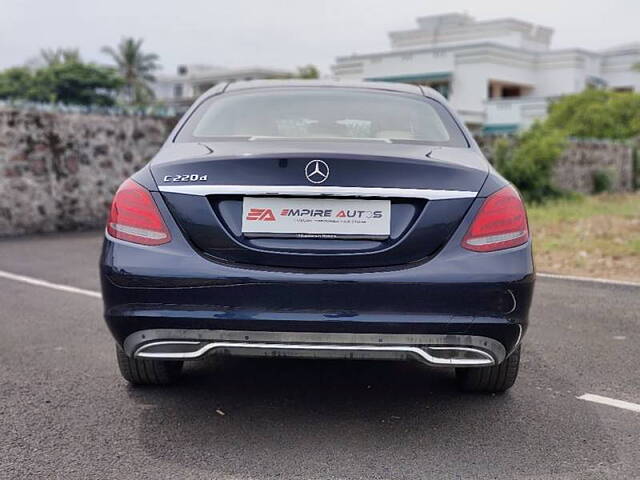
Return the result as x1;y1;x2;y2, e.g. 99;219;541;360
127;356;617;479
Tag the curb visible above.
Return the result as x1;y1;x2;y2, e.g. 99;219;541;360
537;272;640;288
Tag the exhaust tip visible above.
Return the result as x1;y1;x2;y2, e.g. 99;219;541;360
425;346;495;366
136;341;203;359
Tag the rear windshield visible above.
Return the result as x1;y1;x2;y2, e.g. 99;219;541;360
176;88;468;147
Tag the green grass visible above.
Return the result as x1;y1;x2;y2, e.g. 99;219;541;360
528;193;640;224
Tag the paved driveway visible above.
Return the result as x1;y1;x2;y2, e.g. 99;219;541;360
1;232;639;479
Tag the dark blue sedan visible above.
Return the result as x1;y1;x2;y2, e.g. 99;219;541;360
100;80;534;392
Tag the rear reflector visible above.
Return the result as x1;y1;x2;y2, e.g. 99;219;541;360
462;185;529;252
106;179;171;246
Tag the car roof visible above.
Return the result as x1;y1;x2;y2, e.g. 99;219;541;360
208;79;447;103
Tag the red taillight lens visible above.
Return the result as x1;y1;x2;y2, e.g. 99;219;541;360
462;185;529;252
106;179;171;246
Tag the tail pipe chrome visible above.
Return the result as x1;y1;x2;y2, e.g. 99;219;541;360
134;341;498;367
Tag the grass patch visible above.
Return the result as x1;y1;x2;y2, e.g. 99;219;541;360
527;193;640;281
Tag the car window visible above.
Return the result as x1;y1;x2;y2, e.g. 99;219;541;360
176;88;469;147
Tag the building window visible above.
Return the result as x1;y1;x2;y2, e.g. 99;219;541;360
173;84;183;98
488;81;531;99
502;86;523;98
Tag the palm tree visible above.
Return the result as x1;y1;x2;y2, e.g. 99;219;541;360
40;48;81;66
102;38;159;105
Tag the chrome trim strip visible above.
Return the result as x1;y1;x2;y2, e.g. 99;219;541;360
123;330;507;363
513;324;523;350
157;184;478;200
135;341;495;366
247;135;392;143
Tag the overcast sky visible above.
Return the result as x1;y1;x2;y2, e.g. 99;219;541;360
1;0;639;75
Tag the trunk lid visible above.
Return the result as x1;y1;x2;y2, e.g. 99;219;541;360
151;140;487;269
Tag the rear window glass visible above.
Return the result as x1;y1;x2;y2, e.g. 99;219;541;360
176;88;468;147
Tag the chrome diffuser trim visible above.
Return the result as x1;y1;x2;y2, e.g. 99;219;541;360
135;341;495;366
157;184;478;200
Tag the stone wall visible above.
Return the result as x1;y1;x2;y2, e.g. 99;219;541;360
0;109;176;236
553;140;635;193
477;135;636;194
0;109;636;236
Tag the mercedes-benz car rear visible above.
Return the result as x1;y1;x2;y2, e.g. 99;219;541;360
100;80;534;392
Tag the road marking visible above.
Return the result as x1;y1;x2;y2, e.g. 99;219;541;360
0;269;102;299
537;272;640;288
578;394;640;413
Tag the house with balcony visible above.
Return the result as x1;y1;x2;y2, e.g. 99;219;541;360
332;13;640;133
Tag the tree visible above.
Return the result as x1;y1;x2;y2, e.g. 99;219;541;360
0;67;35;100
31;62;123;106
545;88;640;139
296;65;320;79
0;62;122;106
102;38;160;105
40;48;81;67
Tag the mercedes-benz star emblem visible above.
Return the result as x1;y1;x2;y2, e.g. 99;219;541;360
304;160;330;184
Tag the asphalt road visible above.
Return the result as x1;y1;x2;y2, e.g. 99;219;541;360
1;231;639;479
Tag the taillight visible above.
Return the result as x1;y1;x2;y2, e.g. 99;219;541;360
462;185;529;252
106;179;171;246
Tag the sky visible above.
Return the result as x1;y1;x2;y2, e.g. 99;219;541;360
1;0;639;75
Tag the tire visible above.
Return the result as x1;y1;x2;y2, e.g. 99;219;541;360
115;345;183;385
456;346;520;393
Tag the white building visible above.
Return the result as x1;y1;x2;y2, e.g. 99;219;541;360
153;64;292;111
332;13;640;132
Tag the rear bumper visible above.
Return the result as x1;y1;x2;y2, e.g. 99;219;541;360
101;220;534;362
125;329;509;367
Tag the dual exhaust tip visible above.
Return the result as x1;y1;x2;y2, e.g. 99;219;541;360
134;340;496;367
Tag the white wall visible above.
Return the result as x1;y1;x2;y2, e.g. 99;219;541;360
532;67;582;97
602;49;640;90
485;98;549;127
604;71;640;90
450;59;536;114
357;51;455;79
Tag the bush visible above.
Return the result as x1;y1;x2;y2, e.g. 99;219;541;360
492;122;566;203
592;169;615;193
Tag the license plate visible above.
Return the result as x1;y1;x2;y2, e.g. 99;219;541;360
241;197;391;239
